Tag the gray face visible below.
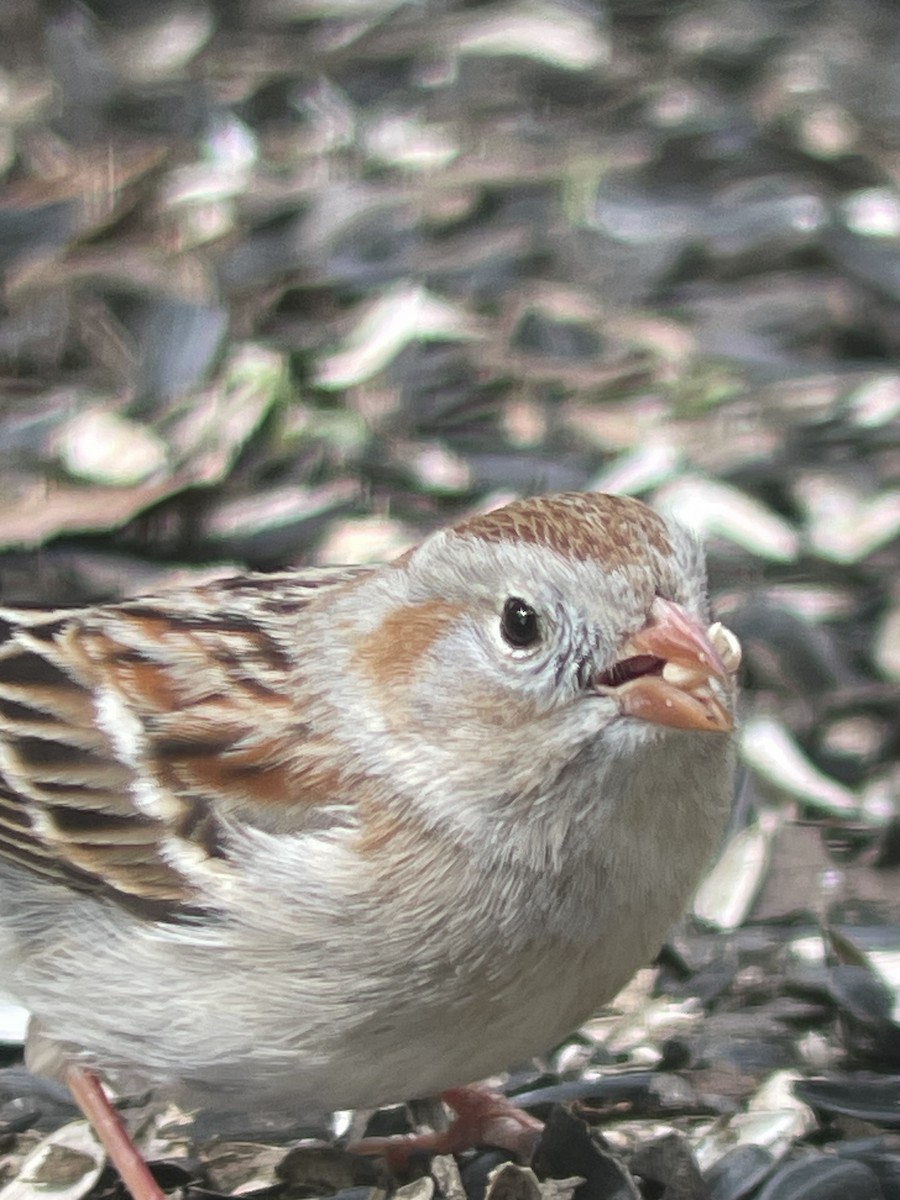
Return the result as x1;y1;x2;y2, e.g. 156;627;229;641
385;495;708;737
329;493;730;856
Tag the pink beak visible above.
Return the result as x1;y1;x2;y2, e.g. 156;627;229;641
595;597;737;734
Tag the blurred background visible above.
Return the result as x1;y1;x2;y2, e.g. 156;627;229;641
1;2;900;1198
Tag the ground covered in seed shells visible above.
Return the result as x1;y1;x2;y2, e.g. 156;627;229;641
0;1;899;1199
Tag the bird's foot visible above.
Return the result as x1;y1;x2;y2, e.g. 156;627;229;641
349;1086;543;1170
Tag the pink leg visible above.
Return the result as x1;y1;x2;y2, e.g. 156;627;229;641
349;1086;544;1169
65;1066;166;1200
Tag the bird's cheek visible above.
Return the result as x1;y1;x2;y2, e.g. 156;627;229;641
440;675;548;739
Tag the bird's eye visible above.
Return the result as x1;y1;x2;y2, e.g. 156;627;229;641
501;597;540;648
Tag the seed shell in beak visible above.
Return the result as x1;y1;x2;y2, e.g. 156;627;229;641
595;597;738;734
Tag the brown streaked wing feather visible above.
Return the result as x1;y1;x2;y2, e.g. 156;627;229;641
0;564;374;916
0;609;200;909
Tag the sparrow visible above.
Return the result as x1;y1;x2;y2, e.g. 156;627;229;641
0;491;740;1199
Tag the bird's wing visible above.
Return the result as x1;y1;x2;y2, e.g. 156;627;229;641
0;565;373;919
